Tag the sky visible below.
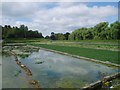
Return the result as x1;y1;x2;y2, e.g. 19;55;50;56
1;1;119;36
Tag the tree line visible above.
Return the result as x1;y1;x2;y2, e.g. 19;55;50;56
45;32;70;40
69;21;120;40
1;21;120;40
1;25;43;39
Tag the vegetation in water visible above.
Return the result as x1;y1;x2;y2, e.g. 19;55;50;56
14;70;21;77
35;61;45;64
17;54;29;58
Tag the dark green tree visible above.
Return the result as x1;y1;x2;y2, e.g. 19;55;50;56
64;32;70;40
50;32;56;40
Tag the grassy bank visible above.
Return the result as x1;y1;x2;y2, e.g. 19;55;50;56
4;38;119;44
3;38;49;43
4;39;119;51
31;44;119;64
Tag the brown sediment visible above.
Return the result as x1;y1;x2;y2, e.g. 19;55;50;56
9;50;40;88
29;80;40;88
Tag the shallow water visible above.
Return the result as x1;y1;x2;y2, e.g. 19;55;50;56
19;49;119;88
2;54;31;88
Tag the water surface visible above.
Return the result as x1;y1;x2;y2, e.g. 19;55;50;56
19;49;119;88
2;54;31;88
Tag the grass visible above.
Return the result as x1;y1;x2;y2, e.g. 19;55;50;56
44;41;119;51
3;38;49;43
30;44;119;64
4;38;119;44
111;85;120;90
4;38;119;51
3;39;119;64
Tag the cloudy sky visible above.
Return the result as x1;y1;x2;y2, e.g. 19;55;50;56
1;2;118;36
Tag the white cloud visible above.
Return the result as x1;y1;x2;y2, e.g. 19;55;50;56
2;2;40;18
0;2;2;25
1;2;117;36
2;0;119;2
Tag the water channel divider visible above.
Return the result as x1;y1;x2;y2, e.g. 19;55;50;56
3;50;40;88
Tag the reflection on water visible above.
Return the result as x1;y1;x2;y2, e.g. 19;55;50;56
2;54;31;88
19;49;118;88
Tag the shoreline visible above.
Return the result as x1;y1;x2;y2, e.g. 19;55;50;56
29;45;120;68
3;50;40;88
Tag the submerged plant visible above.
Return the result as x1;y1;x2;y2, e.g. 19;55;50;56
14;70;22;77
35;61;45;64
17;54;29;58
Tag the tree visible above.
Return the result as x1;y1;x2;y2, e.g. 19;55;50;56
55;33;65;40
2;25;43;39
45;35;50;39
19;25;28;38
84;28;93;39
93;22;109;39
109;21;120;39
50;32;56;40
2;21;120;40
64;32;70;40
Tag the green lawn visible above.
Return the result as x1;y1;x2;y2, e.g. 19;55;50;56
31;44;119;64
